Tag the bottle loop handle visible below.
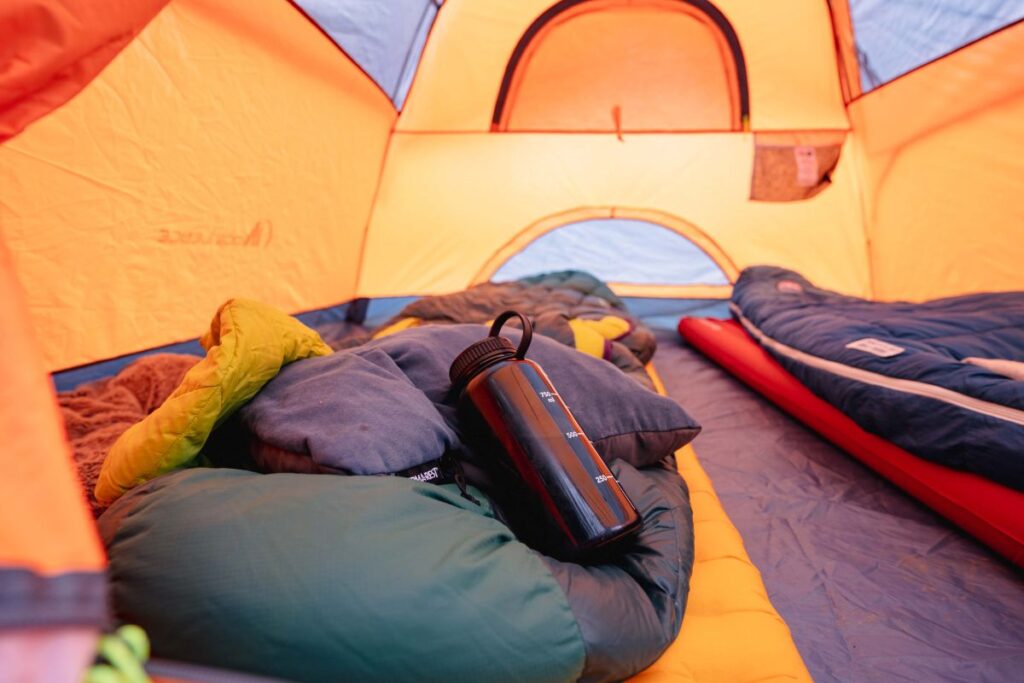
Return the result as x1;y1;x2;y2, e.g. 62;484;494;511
489;310;533;359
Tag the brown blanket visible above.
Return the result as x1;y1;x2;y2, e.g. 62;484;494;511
59;354;199;516
381;271;657;387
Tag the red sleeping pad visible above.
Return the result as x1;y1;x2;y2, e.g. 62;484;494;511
678;317;1024;567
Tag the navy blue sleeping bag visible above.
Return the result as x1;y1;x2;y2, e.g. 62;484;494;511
731;266;1024;490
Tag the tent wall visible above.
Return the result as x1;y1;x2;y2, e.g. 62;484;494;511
396;0;849;132
359;133;868;299
358;0;867;301
0;0;168;142
849;21;1024;301
0;240;105;675
7;0;1020;364
0;0;395;372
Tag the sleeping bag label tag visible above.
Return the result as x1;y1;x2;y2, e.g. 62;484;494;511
845;338;905;358
776;280;804;294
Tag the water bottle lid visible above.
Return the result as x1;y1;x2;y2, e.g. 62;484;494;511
449;311;533;386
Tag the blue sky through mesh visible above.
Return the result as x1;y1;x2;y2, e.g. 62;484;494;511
493;218;728;286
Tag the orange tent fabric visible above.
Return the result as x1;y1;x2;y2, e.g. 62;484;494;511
0;0;168;142
0;239;106;678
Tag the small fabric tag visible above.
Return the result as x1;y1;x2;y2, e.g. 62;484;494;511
776;280;804;294
392;458;454;485
794;146;819;187
845;338;905;358
409;466;442;483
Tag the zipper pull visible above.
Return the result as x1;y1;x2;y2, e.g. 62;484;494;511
443;453;480;506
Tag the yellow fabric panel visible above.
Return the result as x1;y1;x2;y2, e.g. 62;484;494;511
398;0;847;132
861;94;1024;300
0;0;395;372
96;299;331;505
606;283;732;300
359;132;868;298
714;0;848;131
0;242;105;574
568;316;631;358
372;317;422;339
849;23;1024;300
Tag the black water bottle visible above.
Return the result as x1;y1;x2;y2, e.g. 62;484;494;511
450;311;642;558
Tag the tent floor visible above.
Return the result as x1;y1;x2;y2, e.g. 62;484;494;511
653;330;1024;682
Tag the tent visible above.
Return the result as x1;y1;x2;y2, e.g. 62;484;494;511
1;0;1022;680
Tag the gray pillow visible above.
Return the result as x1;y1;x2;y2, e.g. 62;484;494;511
370;325;700;468
240;347;457;476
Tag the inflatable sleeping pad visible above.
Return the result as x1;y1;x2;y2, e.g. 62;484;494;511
678;316;1024;567
731;266;1024;490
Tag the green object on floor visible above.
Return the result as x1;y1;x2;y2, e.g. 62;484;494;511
85;625;151;683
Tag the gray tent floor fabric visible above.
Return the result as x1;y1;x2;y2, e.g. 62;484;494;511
653;331;1024;683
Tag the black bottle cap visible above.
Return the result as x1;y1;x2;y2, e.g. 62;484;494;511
449;310;534;387
449;336;517;386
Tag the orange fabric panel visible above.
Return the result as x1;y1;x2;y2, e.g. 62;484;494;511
0;0;168;142
502;1;739;132
849;22;1024;300
0;0;395;371
359;132;869;299
850;22;1024;157
0;242;104;574
859;94;1024;300
399;0;847;132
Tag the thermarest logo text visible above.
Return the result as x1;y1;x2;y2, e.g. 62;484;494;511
157;220;274;247
410;467;440;483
